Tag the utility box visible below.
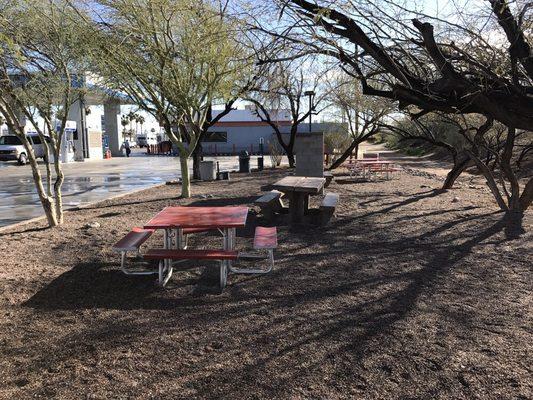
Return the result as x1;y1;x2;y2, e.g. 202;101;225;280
294;131;324;177
199;160;216;181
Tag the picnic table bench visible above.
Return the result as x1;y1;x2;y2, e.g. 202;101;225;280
113;206;279;289
320;193;340;225
255;190;285;221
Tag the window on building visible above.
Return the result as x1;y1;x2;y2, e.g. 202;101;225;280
202;131;227;142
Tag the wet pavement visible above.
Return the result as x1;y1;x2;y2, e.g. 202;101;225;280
0;150;270;227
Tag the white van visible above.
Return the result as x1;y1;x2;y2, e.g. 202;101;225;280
137;135;157;148
0;133;50;165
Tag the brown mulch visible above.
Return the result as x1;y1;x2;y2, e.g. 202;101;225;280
0;168;531;399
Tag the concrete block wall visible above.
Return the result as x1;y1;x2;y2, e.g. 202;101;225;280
294;132;324;177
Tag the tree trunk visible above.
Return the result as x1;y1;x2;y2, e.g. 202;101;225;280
192;143;202;180
287;151;295;168
179;154;191;198
467;151;508;210
329;139;359;170
41;196;58;227
53;158;65;224
44;155;53;197
519;178;533;211
23;137;58;227
499;128;521;211
442;155;470;189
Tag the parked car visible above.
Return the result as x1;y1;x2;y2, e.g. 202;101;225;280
0;133;49;165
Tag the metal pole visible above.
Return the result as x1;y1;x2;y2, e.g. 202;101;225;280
308;93;312;134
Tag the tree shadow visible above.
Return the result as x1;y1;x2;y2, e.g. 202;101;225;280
0;225;48;237
13;181;528;398
23;259;235;311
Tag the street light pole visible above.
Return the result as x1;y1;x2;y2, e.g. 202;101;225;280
304;90;315;134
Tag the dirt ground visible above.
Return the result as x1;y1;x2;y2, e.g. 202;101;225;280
0;166;531;399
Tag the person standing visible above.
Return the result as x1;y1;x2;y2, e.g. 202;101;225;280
124;139;131;157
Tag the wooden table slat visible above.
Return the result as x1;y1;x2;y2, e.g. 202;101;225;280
272;176;326;195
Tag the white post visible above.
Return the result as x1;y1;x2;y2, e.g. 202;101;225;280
104;101;122;157
67;99;86;161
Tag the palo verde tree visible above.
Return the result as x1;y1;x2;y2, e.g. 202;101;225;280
266;0;533;212
246;60;329;168
82;0;254;198
0;0;86;227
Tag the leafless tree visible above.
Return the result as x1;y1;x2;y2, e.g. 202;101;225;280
246;61;329;167
258;0;532;211
326;75;393;169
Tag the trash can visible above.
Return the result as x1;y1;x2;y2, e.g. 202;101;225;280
217;171;230;180
199;160;216;181
239;150;251;173
257;156;264;171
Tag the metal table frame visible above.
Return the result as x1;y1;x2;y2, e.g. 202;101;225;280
145;207;247;287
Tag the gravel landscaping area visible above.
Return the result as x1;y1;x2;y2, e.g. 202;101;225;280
0;167;531;399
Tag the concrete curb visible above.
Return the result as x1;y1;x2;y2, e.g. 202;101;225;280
0;182;168;234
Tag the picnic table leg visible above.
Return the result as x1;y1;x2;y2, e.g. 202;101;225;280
219;227;234;289
159;229;174;287
290;192;306;223
161;229;169;286
177;228;185;249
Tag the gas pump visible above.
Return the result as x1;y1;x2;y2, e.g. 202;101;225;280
59;121;76;163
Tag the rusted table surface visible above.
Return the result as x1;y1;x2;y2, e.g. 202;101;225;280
144;206;249;229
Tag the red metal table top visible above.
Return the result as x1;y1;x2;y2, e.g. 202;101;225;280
144;206;249;229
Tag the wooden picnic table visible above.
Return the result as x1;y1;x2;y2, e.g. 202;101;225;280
144;206;248;286
272;176;326;223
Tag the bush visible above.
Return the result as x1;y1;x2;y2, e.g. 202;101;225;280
268;136;283;167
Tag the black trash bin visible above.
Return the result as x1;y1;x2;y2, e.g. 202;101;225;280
239;150;251;173
257;156;264;171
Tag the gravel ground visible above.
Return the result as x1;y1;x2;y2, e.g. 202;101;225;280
0;167;531;399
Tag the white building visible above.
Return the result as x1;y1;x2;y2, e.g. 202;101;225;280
203;108;344;155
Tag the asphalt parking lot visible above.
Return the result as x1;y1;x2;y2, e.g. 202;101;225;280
0;150;269;228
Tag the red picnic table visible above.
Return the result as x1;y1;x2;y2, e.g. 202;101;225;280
144;206;248;287
348;160;397;179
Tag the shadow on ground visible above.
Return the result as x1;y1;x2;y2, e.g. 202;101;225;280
6;173;531;399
